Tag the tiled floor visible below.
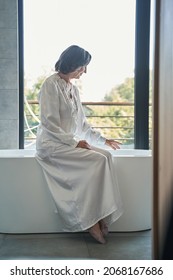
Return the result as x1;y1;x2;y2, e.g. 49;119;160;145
0;230;152;260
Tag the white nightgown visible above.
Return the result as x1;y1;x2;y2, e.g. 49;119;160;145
36;73;123;232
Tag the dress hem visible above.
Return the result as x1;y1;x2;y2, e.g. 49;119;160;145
60;207;123;232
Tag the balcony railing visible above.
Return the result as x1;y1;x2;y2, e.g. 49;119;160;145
24;99;152;148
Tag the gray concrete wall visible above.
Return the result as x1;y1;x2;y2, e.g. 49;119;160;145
0;0;18;149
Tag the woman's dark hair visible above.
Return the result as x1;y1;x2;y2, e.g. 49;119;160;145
55;45;92;74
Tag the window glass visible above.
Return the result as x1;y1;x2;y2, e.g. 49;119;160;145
24;0;136;148
24;0;135;101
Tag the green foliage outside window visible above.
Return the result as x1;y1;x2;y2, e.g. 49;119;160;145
24;74;152;146
83;77;135;145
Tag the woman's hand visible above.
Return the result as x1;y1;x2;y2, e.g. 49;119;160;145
105;139;121;150
76;140;91;150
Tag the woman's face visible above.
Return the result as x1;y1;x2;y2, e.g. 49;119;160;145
70;66;87;79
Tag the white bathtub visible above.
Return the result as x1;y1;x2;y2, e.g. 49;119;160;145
0;149;152;233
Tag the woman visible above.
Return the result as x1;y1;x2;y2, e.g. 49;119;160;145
36;45;123;244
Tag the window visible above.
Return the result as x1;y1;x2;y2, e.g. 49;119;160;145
22;0;150;149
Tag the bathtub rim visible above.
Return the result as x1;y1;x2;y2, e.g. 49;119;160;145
0;148;152;158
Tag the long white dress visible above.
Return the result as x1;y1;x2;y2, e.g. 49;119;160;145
36;73;123;232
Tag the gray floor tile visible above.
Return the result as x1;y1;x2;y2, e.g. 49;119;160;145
109;230;151;237
84;232;151;260
0;234;5;247
0;231;152;260
4;232;83;240
0;233;90;260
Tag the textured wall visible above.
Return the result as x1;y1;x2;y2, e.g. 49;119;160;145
0;0;18;149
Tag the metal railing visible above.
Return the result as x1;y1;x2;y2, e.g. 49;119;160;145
24;99;152;147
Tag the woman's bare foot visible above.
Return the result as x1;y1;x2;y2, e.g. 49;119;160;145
99;220;109;236
89;223;106;244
